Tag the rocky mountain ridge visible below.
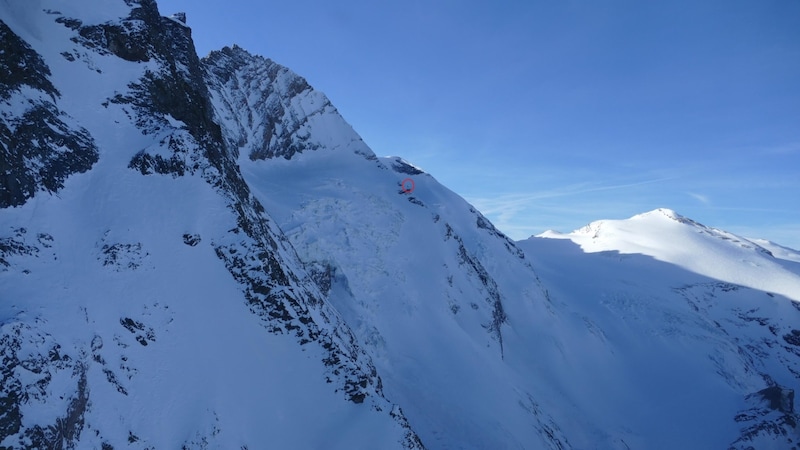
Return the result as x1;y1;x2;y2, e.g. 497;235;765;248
1;1;421;448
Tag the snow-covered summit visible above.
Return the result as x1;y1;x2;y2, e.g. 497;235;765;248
537;208;800;301
544;207;711;238
632;206;688;221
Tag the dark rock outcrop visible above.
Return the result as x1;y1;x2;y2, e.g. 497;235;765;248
0;21;98;208
730;385;799;449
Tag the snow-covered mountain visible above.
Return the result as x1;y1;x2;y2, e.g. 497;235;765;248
524;209;800;449
202;45;579;450
0;2;420;448
2;1;798;449
539;208;800;302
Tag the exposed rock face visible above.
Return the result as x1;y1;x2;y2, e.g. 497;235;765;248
731;385;799;449
0;322;84;449
0;20;98;208
203;45;375;161
0;22;59;99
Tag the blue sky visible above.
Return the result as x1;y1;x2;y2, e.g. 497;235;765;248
157;0;800;248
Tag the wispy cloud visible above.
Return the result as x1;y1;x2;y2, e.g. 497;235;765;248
687;192;710;205
466;173;677;239
757;142;800;156
445;154;798;247
468;175;676;206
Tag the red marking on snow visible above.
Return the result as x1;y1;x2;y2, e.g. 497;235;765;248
401;178;415;194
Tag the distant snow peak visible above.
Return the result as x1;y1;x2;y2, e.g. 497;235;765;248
634;207;682;221
633;207;704;227
568;208;707;240
537;208;800;301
